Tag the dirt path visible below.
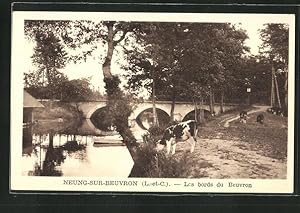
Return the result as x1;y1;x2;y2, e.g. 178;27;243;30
222;105;269;127
176;138;286;179
174;105;287;179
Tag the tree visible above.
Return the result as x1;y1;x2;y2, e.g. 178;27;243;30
237;56;272;105
24;21;69;99
25;20;143;148
62;78;94;102
259;24;289;109
24;71;68;100
31;31;67;86
124;22;249;119
123;23;191;121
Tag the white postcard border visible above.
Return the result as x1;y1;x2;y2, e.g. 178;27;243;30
10;11;295;194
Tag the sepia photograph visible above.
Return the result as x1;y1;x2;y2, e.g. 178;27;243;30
10;11;295;193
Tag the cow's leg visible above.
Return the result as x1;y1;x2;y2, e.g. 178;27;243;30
166;140;172;155
189;137;196;153
171;142;177;155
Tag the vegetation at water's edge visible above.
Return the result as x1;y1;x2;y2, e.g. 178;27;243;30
32;101;83;134
129;126;192;178
34;101;81;120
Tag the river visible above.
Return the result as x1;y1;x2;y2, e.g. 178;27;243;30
22;119;134;177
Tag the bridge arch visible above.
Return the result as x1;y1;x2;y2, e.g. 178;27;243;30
182;109;213;121
136;108;170;130
85;102;107;119
90;106;118;132
78;101;238;121
130;102;171;119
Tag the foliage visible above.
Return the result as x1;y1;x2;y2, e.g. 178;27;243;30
24;25;68;96
25;20;142;145
130;138;190;178
62;78;94;101
24;77;98;101
259;24;289;108
101;75;137;146
148;125;165;137
260;24;289;63
31;31;68;85
130;124;191;178
123;22;249;104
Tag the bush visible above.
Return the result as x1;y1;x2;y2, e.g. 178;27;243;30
148;125;165;137
130;135;190;178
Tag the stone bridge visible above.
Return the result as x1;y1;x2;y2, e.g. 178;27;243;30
73;100;237;120
71;100;237;138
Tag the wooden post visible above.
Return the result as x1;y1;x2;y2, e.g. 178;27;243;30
170;90;176;122
274;74;282;108
193;98;197;123
220;90;224;113
209;86;214;114
270;63;275;107
284;67;288;109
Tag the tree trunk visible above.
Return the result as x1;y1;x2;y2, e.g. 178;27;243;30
170;90;176;121
101;22;137;151
212;89;215;113
152;80;159;126
209;86;214;114
102;22;114;80
284;69;288;109
274;74;282;108
270;63;275;106
193;99;197;122
220;90;224;113
49;131;54;149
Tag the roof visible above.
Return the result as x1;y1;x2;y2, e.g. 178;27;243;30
23;90;44;108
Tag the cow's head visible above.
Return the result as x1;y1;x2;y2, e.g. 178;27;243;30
155;127;173;151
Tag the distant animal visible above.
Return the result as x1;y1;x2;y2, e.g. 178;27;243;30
156;120;198;155
267;107;283;116
256;114;264;124
240;111;248;123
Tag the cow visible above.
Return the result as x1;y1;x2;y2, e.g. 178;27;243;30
267;107;283;116
256;114;264;124
156;120;198;155
240;111;248;123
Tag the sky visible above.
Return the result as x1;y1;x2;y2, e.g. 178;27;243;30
25;21;265;95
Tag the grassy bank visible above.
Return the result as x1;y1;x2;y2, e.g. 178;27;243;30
32;101;83;134
130;106;288;178
200;110;287;160
34;101;81;120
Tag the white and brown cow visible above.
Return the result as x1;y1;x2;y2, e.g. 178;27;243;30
156;120;198;155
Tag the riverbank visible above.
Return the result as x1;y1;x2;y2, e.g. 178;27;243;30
175;107;288;178
130;106;288;179
32;101;83;134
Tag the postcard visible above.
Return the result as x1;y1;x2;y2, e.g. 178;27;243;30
11;11;295;193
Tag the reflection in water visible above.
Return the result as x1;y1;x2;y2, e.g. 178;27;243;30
27;132;87;176
22;119;134;177
23;125;33;155
136;108;170;130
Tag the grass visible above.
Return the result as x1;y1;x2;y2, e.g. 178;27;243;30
129;142;192;178
31;101;83;134
34;101;81;121
130;125;215;178
200;111;288;160
130;105;288;178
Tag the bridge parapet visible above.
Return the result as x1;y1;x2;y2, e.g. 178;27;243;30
74;100;237;120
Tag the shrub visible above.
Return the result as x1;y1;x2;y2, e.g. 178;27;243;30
148;125;165;137
130;135;190;178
